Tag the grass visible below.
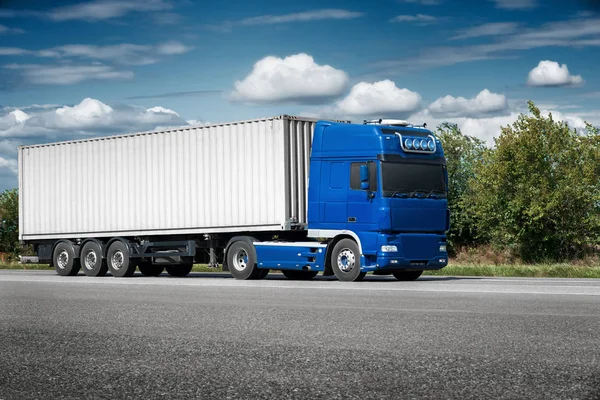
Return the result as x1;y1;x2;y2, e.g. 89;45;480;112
3;262;600;278
423;263;600;278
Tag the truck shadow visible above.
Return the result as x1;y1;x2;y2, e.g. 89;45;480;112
158;273;482;282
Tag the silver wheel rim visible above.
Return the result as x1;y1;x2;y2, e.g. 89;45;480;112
232;248;248;272
337;248;355;273
111;250;125;271
57;250;69;269
84;250;97;270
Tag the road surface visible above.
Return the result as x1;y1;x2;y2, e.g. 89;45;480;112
1;270;599;399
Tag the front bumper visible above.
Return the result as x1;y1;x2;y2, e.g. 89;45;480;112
361;254;448;272
361;233;448;272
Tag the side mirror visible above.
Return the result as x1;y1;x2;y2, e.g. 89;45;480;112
360;164;370;190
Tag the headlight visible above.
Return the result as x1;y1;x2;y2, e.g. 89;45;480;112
420;139;428;149
439;244;447;252
412;138;420;149
405;138;413;149
428;140;435;151
381;245;398;252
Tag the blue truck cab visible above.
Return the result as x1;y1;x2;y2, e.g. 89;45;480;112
254;118;449;282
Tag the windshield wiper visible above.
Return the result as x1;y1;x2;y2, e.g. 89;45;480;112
388;189;446;199
389;188;411;198
424;190;447;199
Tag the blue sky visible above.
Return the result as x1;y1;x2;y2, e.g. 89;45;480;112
0;0;599;190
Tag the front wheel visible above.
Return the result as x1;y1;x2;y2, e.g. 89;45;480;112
330;239;366;282
392;270;423;281
227;239;260;280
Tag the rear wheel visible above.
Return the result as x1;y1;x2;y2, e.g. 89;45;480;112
138;261;164;277
107;240;136;277
282;270;319;280
392;270;423;281
166;263;193;277
52;241;81;276
81;241;107;277
227;239;261;280
331;239;366;282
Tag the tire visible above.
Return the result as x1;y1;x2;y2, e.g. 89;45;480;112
166;263;193;277
52;241;81;276
256;269;269;279
138;261;164;277
330;239;365;282
226;239;260;280
106;240;137;277
80;241;108;277
282;270;318;280
392;270;423;281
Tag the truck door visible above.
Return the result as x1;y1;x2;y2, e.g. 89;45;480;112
319;161;348;228
347;161;377;231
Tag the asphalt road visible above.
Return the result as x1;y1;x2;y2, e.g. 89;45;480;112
1;270;599;400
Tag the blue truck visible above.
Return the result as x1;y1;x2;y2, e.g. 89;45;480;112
19;115;448;281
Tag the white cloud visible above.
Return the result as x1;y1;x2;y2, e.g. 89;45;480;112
0;24;24;34
156;41;193;55
390;14;437;23
428;89;510;118
0;98;189;140
31;41;193;65
336;80;422;117
231;53;349;104
239;9;363;25
0;47;29;56
208;9;363;32
450;22;519;40
408;99;596;147
47;0;172;21
527;60;584;87
371;16;600;72
146;106;180;117
0;98;194;188
490;0;538;9
5;64;134;85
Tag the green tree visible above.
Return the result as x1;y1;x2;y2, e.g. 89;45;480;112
436;122;487;254
0;188;19;254
469;101;600;262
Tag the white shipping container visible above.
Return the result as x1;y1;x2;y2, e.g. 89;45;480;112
18;115;321;241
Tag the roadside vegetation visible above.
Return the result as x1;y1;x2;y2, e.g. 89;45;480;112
1;101;598;277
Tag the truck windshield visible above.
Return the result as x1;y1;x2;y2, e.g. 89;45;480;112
381;162;447;198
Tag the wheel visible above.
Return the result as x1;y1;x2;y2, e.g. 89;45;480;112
52;241;81;276
392;270;423;281
256;269;269;279
106;240;137;277
138;261;164;277
166;263;193;277
226;239;261;280
330;239;366;282
80;241;108;277
282;270;319;280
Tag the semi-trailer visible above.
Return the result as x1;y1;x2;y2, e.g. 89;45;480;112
18;115;449;282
